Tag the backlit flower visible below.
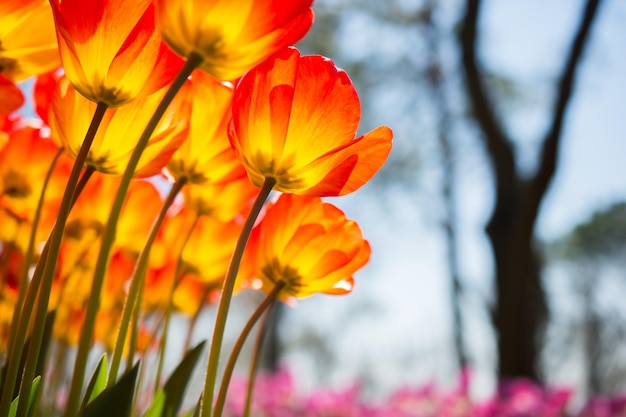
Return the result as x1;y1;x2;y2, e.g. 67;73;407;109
158;207;243;285
183;177;258;222
0;0;60;81
0;126;70;250
49;0;183;106
154;0;314;80
166;70;244;185
229;47;393;196
50;77;188;177
53;176;163;344
247;193;370;301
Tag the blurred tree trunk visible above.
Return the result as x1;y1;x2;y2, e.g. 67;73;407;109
422;1;468;373
458;0;603;381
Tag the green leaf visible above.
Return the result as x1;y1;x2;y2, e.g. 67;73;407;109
81;354;108;408
79;363;139;417
142;341;206;417
25;376;41;417
8;376;40;417
0;311;55;399
142;391;165;417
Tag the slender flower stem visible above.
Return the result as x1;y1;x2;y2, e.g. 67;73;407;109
21;148;64;291
64;55;201;417
243;300;276;417
154;212;199;393
200;177;276;417
5;147;63;369
10;103;108;417
213;282;284;417
108;178;187;385
184;288;208;352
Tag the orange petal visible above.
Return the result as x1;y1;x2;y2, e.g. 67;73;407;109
292;126;393;196
0;76;24;114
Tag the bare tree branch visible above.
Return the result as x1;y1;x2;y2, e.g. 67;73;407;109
458;0;604;380
529;0;604;218
459;0;515;195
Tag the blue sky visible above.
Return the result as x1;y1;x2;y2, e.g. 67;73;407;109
272;0;626;398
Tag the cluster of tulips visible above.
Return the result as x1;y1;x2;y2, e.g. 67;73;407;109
0;0;393;416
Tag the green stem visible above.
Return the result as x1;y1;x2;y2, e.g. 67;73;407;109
2;163;94;395
9;147;64;356
11;103;108;417
200;177;275;417
154;212;199;393
108;178;187;386
184;286;210;353
64;55;200;417
213;282;283;417
243;299;275;417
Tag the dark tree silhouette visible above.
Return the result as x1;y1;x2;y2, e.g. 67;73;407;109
458;0;604;381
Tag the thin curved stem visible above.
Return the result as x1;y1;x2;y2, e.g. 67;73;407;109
108;178;187;385
64;55;201;417
154;212;199;393
14;148;64;335
200;177;275;417
183;287;209;353
243;301;276;417
213;282;284;417
11;103;108;417
7;141;63;368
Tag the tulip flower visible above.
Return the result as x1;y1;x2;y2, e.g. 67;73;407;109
182;177;258;222
158;207;243;285
49;0;183;106
229;47;393;197
247;193;371;301
53;176;163;345
50;77;188;177
0;0;60;82
153;0;314;80
166;70;245;185
0;127;71;251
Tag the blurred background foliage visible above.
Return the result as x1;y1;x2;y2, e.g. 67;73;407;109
237;0;626;401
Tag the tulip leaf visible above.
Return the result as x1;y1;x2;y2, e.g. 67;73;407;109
142;341;206;417
80;354;108;408
0;311;55;399
79;363;139;417
8;376;40;417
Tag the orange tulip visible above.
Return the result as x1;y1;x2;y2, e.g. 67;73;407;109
0;126;70;250
246;193;371;301
49;0;183;106
166;71;245;185
53;177;163;344
182;177;258;222
0;0;60;81
158;207;243;285
50;77;188;177
229;47;393;196
64;173;162;253
153;0;313;80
